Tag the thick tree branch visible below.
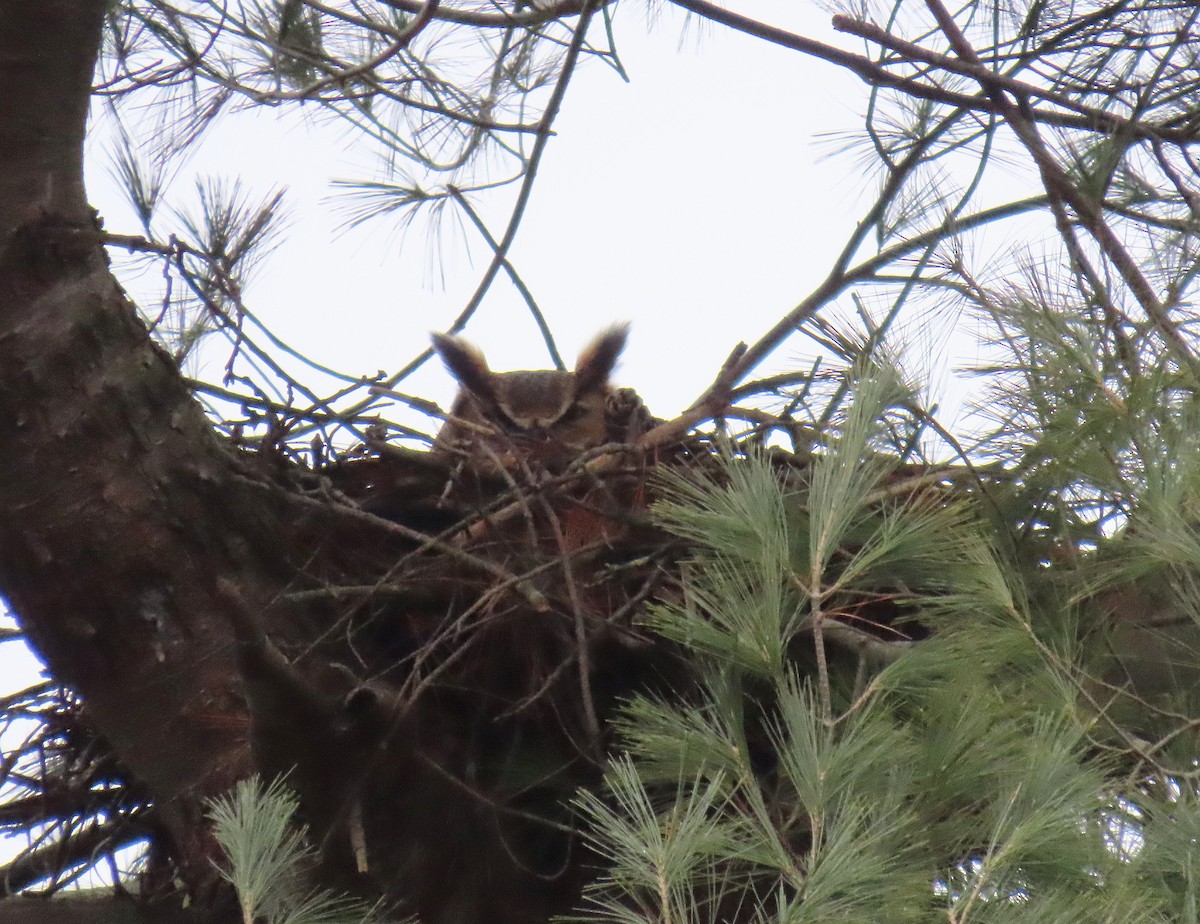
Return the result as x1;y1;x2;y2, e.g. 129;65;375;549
0;896;227;924
0;2;100;241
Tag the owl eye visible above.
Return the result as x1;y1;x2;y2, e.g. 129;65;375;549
555;403;588;425
491;406;529;433
489;398;578;434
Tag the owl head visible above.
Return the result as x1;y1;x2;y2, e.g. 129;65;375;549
431;324;629;456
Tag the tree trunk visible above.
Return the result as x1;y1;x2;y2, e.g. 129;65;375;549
0;0;287;883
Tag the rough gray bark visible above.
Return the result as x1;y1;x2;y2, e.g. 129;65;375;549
0;0;302;898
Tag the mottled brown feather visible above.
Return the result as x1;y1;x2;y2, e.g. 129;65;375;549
431;326;630;459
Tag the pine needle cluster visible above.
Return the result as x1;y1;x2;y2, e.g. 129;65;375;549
207;777;390;924
573;362;1200;924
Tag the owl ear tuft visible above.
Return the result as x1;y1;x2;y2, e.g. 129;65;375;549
573;323;629;396
431;332;497;402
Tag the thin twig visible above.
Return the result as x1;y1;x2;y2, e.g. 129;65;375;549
268;0;442;101
447;186;563;369
346;0;602;414
666;0;1195;142
923;0;1200;378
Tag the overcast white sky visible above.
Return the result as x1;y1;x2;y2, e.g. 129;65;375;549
87;0;901;422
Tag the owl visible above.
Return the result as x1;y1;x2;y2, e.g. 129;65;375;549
430;324;630;464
